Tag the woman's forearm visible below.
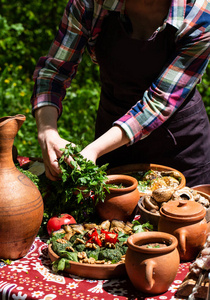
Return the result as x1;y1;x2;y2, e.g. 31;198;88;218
34;106;59;138
81;125;130;162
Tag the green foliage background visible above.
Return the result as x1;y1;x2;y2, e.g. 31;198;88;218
0;0;210;158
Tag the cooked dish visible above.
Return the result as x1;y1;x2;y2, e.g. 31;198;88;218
49;219;152;270
141;187;210;216
130;170;181;193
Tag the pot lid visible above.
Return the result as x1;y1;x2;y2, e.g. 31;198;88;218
160;200;206;220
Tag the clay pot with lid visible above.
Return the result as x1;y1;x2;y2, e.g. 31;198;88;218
0;115;44;259
125;231;180;294
96;174;140;222
158;199;208;261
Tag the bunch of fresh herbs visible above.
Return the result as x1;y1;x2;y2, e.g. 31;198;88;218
58;144;110;204
17;144;111;233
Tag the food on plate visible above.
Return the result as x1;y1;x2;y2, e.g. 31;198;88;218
152;187;175;203
141;187;210;216
49;219;153;272
47;214;76;235
131;170;181;193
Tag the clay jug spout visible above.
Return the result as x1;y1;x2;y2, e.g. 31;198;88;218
0;114;26;167
14;114;26;130
0;114;26;133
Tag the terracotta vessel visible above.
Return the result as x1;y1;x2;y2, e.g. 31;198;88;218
48;244;126;279
192;184;210;196
137;197;160;229
96;174;140;222
0;115;44;259
125;232;179;294
158;200;208;261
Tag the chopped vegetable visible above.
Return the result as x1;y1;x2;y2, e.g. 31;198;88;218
47;214;76;235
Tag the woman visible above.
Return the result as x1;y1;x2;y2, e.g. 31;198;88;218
31;0;210;186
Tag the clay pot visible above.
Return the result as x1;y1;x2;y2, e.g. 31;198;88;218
125;231;179;294
158;200;208;261
96;174;140;222
137;197;160;229
0;115;44;259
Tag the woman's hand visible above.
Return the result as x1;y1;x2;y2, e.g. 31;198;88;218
35;106;75;180
38;129;74;180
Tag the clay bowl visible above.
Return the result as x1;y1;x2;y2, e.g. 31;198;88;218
136;189;210;228
107;163;186;197
191;188;210;223
96;174;140;222
136;197;160;229
48;244;126;279
192;184;210;196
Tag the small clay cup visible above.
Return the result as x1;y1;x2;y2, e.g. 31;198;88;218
125;231;179;294
96;174;140;222
158;200;208;261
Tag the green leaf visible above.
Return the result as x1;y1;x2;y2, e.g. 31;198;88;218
59;251;78;262
132;220;153;233
52;258;71;272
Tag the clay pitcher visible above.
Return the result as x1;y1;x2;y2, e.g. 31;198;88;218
0;115;44;259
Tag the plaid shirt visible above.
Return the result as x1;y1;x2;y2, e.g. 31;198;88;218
31;0;210;144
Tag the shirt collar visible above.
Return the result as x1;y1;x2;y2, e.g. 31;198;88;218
102;0;186;29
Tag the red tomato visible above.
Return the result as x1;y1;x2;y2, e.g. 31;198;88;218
47;213;76;235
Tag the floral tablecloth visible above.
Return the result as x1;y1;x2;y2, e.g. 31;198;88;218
0;237;190;300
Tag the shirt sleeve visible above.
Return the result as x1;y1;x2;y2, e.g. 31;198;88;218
114;0;210;145
30;0;93;117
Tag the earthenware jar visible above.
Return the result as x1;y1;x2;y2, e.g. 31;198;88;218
0;115;44;259
96;174;140;222
158;199;207;261
125;232;179;294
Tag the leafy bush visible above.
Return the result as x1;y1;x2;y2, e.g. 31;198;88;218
0;0;67;73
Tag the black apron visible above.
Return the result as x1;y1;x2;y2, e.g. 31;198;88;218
94;12;210;187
